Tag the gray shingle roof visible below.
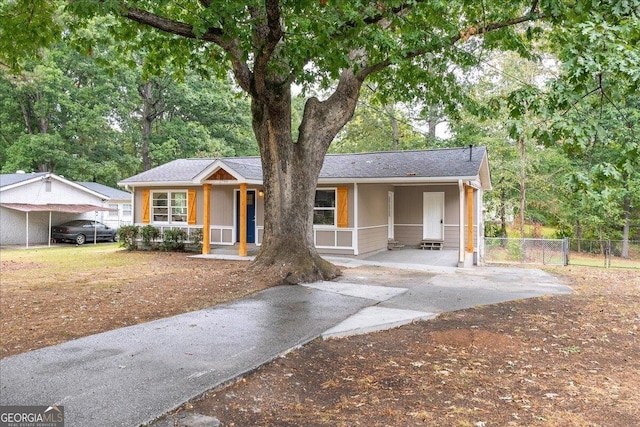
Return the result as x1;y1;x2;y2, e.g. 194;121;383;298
0;172;49;189
77;182;132;200
119;159;218;184
119;147;487;184
320;147;486;179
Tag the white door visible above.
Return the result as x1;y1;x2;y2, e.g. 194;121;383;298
388;191;394;239
423;192;444;240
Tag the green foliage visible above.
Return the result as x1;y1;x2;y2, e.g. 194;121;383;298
0;13;256;183
2;0;638;252
484;222;504;238
117;225;139;250
161;228;187;252
0;0;62;71
140;225;160;247
189;228;203;251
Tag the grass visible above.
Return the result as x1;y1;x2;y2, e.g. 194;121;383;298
569;252;640;269
0;243;151;290
1;242;123;266
506;224;557;238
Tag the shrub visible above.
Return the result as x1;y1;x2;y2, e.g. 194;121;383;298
189;228;203;251
484;221;502;238
140;225;161;247
117;225;139;250
161;228;187;252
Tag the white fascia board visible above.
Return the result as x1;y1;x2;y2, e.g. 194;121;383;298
116;179;264;188
317;176;480;185
48;173;110;200
116;181;197;188
0;176;45;192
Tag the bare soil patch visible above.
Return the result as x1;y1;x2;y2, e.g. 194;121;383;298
161;266;640;427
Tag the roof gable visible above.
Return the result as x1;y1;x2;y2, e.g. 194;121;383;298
0;172;49;190
1;173;133;200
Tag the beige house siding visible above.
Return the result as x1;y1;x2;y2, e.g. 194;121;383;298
394;184;461;248
357;184;390;227
210;186;234;226
358;226;388;256
357;183;393;255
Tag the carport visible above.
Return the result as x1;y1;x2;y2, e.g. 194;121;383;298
0;203;116;248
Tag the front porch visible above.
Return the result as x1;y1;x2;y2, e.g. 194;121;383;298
196;243;460;269
363;248;460;268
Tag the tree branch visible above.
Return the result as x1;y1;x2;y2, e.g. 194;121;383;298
124;6;221;41
121;5;254;94
358;10;549;80
253;1;283;75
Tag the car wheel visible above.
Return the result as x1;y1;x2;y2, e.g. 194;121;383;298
75;234;86;245
112;233;119;242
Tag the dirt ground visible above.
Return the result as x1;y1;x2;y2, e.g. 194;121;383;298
2;251;639;426
160;266;640;427
0;252;274;358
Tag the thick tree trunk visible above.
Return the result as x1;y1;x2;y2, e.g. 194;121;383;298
249;71;362;284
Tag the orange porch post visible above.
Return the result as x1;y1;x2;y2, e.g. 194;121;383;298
239;183;247;257
202;184;211;255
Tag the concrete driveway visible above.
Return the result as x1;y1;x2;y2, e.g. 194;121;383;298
0;254;572;427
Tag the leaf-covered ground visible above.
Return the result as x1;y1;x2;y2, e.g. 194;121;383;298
1;248;638;426
158;266;640;427
0;250;273;358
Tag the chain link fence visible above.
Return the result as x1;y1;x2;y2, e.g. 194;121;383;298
484;238;569;266
484;238;640;269
569;240;640;268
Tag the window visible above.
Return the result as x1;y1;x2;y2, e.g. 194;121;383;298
314;189;336;226
152;191;187;223
122;203;132;217
107;204;119;218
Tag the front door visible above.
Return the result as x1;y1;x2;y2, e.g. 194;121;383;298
236;190;256;243
423;192;444;240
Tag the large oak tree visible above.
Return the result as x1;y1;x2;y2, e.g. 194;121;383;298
2;0;638;283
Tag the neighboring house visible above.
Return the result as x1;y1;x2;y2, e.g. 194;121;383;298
77;182;133;229
0;172;132;247
119;146;491;266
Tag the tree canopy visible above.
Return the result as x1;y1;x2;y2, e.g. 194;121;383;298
2;0;639;280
